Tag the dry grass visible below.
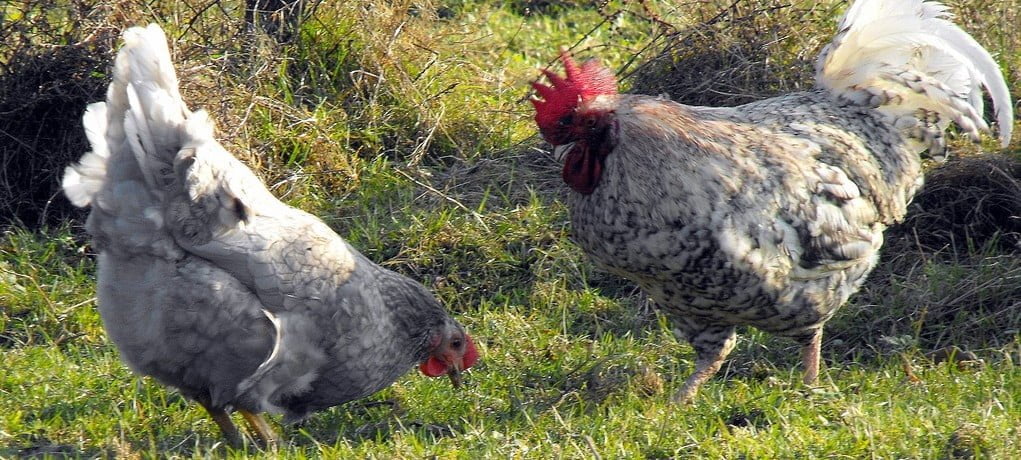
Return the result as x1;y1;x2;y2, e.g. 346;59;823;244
894;155;1021;254
626;0;837;106
626;0;1021;110
835;155;1021;358
0;0;260;227
0;1;120;227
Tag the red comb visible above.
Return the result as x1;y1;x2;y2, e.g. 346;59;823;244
531;51;617;132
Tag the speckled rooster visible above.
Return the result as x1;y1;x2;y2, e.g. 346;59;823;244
530;0;1012;402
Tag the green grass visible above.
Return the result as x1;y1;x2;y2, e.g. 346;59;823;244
2;0;1021;458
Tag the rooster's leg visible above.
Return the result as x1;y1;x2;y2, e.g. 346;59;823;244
671;322;737;403
196;398;243;447
240;410;279;446
799;328;823;385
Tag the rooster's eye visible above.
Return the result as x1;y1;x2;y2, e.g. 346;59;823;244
451;339;462;349
558;115;573;127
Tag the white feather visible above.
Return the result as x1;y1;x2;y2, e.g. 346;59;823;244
62;103;111;207
816;0;1013;149
63;23;208;209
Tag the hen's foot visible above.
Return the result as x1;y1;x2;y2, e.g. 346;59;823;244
241;410;279;447
197;400;243;448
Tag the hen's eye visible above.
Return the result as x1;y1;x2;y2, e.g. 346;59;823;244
558;115;573;127
451;339;463;349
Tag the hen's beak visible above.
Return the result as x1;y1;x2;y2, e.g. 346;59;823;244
447;362;464;388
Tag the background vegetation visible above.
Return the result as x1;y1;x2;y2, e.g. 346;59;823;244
2;0;1019;457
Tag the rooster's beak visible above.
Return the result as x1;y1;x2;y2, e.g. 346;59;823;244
553;142;574;163
447;362;464;388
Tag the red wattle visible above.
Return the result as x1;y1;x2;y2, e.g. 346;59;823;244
563;144;602;195
420;356;447;377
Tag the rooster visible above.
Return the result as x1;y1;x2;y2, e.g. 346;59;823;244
530;0;1012;402
62;24;478;445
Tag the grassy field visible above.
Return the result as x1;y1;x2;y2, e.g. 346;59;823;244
2;0;1020;457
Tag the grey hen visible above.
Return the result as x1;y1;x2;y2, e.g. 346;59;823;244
62;24;478;445
530;0;1012;402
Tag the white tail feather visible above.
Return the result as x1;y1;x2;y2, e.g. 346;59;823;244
119;24;191;191
62;103;110;207
816;0;1013;153
62;23;215;209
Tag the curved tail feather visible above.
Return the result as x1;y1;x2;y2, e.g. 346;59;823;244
815;0;1013;155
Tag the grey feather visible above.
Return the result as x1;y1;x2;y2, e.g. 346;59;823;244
62;24;469;425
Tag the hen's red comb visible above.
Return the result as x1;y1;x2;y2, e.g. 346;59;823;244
530;50;617;131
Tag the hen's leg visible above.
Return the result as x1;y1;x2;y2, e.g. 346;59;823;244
240;410;279;446
671;320;737;403
196;398;243;447
799;328;823;384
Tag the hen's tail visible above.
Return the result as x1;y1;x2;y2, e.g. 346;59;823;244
63;24;212;207
62;102;112;208
64;24;266;254
815;0;1013;155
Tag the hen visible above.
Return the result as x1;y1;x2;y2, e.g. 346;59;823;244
62;24;478;445
530;0;1012;402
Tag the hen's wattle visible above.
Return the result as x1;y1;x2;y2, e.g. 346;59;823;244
62;24;478;446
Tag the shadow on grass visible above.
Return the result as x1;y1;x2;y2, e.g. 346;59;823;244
271;398;463;449
1;441;110;459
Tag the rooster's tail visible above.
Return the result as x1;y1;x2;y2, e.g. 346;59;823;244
815;0;1013;156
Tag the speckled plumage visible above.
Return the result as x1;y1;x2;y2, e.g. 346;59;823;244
569;92;913;334
566;93;915;396
532;0;1012;401
62;24;476;444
